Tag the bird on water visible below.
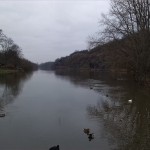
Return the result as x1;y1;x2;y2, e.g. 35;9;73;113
83;128;90;135
49;145;59;150
128;99;132;103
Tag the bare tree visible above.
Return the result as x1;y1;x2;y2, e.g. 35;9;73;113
0;30;22;67
90;0;150;83
101;0;150;40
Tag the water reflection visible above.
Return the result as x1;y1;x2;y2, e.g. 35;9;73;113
0;72;33;114
87;88;150;150
54;70;109;90
55;70;150;150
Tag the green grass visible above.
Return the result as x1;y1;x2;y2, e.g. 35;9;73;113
0;69;18;74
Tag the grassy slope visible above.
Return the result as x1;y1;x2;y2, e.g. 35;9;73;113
0;69;18;74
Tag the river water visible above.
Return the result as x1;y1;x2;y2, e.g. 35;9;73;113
0;70;150;150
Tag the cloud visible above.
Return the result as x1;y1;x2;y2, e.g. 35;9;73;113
0;0;110;63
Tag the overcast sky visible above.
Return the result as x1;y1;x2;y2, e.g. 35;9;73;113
0;0;110;63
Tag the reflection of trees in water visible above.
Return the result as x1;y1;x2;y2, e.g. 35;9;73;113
54;69;92;88
54;70;113;90
54;70;131;99
0;72;33;111
55;70;150;149
87;88;150;150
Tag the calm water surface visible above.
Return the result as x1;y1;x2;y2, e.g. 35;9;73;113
0;70;150;150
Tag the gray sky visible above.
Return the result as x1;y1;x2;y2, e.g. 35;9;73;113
0;0;110;63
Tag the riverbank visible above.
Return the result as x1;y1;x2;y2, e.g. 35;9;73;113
0;69;19;74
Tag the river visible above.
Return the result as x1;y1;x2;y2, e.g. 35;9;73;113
0;70;150;150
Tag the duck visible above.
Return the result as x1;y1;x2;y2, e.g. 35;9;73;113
83;128;90;135
0;113;5;117
49;145;59;150
128;99;132;103
88;133;94;141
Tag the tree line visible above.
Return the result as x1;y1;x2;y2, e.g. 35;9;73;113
89;0;150;83
39;61;54;70
43;0;150;84
0;30;38;72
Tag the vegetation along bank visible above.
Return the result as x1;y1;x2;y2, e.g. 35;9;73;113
0;29;38;74
40;0;150;85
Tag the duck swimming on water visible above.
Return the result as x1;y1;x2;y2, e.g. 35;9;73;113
49;145;59;150
88;133;94;141
128;99;132;103
0;113;5;117
83;128;90;135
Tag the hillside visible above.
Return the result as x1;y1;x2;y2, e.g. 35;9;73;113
50;39;126;72
39;62;54;70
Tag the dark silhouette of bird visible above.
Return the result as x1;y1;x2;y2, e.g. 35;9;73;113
88;133;94;141
83;128;90;135
49;145;59;150
0;113;5;117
